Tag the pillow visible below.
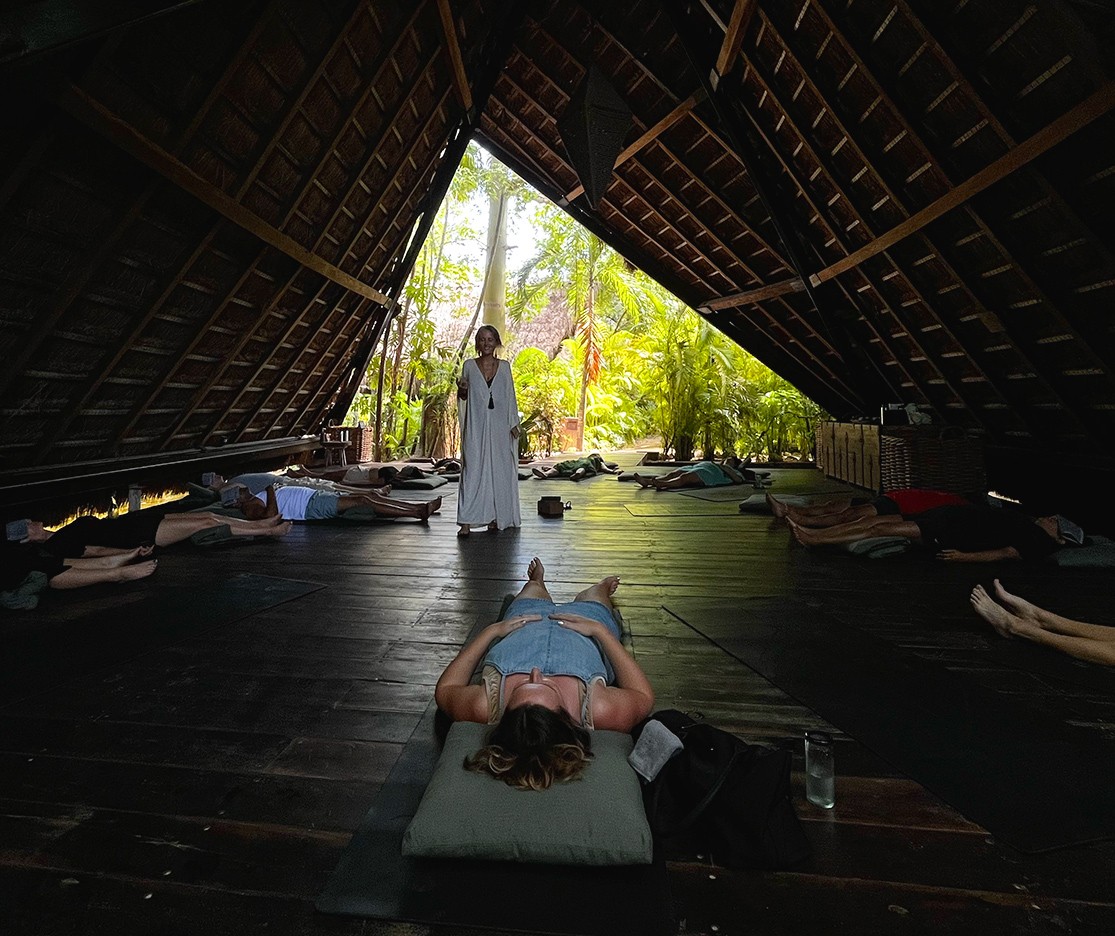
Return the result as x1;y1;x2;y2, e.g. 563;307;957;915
401;721;652;865
1049;535;1115;568
838;536;911;558
393;474;448;490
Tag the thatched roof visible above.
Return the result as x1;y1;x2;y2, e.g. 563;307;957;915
2;0;1113;508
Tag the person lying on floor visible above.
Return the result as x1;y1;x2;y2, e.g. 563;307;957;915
532;453;621;481
789;504;1083;562
768;488;977;528
434;557;655;790
3;512;289;590
232;484;441;523
972;579;1115;667
204;470;390;498
632;457;748;490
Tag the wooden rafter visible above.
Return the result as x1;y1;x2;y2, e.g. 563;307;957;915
739;31;993;428
57;84;392;307
752;5;1105;434
561;90;705;203
702;277;805;310
808;83;1115;286
713;0;757;83
437;0;474;111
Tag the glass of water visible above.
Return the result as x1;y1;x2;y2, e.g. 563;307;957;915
805;731;835;809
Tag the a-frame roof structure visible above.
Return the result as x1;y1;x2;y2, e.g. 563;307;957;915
2;0;1114;504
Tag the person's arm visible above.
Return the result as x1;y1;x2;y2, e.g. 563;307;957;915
434;613;542;722
554;613;655;731
937;547;1020;562
720;462;747;484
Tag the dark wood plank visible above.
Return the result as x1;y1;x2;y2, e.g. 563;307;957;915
2;466;1112;935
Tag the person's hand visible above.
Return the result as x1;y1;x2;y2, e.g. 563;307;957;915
936;549;969;562
510;426;520;439
488;613;541;638
553;613;605;638
456;375;468;397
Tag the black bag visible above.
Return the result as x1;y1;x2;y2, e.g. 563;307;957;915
636;709;811;870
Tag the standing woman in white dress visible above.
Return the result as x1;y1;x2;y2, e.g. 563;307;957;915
456;325;521;537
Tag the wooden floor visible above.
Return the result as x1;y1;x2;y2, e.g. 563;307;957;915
2;465;1113;936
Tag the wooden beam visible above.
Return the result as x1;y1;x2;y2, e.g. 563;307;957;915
810;82;1115;287
702;277;805;310
713;0;757;82
562;90;704;202
436;0;473;112
56;83;392;308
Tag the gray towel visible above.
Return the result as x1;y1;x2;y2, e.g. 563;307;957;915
628;719;684;782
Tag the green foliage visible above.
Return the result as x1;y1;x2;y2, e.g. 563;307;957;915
513;347;571;456
348;144;828;462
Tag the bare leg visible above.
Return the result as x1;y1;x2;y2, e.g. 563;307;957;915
768;493;853;519
993;579;1115;639
153;513;290;545
970;584;1020;638
972;586;1115;665
60;547;154;569
652;472;704;490
573;575;620;609
50;560;158;589
513;557;553;603
784;503;878;528
336;494;436;521
788;515;921;546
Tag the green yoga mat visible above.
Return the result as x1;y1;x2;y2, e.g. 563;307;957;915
0;573;324;705
665;597;1115;853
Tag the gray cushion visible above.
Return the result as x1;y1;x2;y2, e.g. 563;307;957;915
839;535;911;558
1050;535;1115;567
401;721;652;865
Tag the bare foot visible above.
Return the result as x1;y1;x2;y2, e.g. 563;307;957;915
116;559;157;581
766;492;788;518
104;547;150;568
457;525;470;538
786;517;818;546
257;521;292;537
632;473;653;489
487;521;499;533
532;467;547;479
599;574;620;596
373;485;392;496
528;557;545;583
970;584;1018;638
992;579;1042;625
418;498;443;523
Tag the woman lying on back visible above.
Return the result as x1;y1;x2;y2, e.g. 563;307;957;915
434;557;654;790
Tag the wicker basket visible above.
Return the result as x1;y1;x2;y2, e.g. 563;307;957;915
880;427;985;494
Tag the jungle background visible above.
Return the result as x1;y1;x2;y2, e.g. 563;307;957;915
344;143;826;462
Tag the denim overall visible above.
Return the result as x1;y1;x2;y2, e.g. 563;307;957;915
483;599;622;721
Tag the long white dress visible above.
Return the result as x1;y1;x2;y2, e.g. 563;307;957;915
456;358;521;530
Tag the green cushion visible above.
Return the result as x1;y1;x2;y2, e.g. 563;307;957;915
401;721;652;865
